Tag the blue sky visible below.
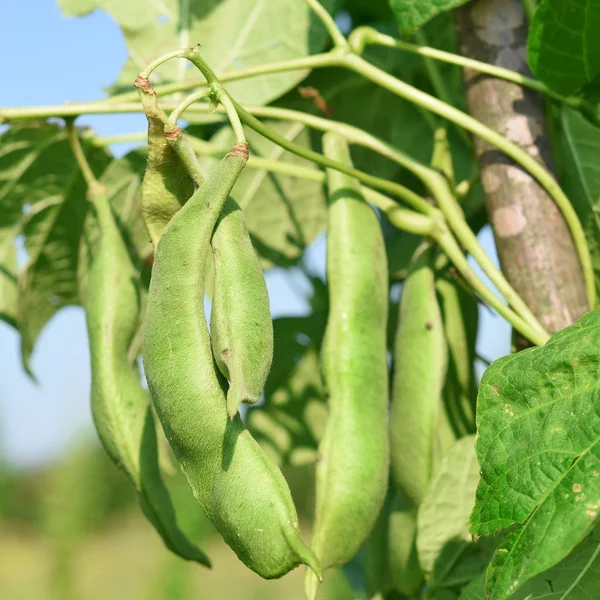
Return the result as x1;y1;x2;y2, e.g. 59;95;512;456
0;1;510;470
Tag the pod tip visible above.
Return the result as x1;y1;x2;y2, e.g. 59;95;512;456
226;394;241;420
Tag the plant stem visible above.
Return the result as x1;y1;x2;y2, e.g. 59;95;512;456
344;52;596;309
168;90;210;125
215;90;246;145
426;171;550;342
350;27;583;111
436;228;548;346
106;53;338;104
65;119;99;190
231;100;431;212
140;49;188;79
303;0;349;49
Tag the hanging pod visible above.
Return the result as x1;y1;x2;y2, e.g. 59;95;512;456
137;83;194;248
142;144;321;580
388;243;448;596
210;197;274;419
305;132;389;599
84;185;209;566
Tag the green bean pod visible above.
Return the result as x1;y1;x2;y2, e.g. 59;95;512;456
306;132;389;599
143;144;321;580
388;244;448;596
137;81;194;248
210;197;274;419
84;185;209;566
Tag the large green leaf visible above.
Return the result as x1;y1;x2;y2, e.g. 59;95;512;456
417;436;479;575
58;0;336;105
528;0;600;95
471;310;600;599
197;121;327;268
417;436;494;595
459;526;600;600
388;0;472;35
557;108;600;296
0;123;85;228
0;123;111;373
0;227;18;330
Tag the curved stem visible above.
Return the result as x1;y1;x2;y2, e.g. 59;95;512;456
168;90;209;125
435;228;548;346
426;172;550;341
344;52;596;309
349;27;584;111
105;53;337;104
65;119;99;190
303;0;348;49
140;49;187;79
217;90;246;145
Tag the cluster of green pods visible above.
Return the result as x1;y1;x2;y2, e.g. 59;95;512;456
84;87;478;595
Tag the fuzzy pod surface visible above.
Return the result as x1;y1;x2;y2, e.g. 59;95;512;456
306;132;389;599
143;145;321;579
84;185;209;566
210;197;273;419
388;244;448;595
137;81;194;248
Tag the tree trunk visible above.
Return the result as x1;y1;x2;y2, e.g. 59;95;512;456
454;0;589;337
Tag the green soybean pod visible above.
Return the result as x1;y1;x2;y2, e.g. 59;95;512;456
306;132;389;599
388;244;448;596
210;197;274;419
84;185;209;566
143;144;321;580
136;78;194;248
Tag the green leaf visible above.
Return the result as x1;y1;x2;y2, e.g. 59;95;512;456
528;0;600;95
59;0;336;106
0;227;18;330
0;123;81;228
471;310;600;599
459;526;600;600
389;0;472;35
0;124;111;373
417;436;479;575
197;122;327;269
557;108;600;297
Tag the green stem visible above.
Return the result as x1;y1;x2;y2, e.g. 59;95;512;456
426;172;550;342
140;49;188;79
349;27;583;111
435;228;548;346
106;53;337;104
168;90;210;125
216;90;246;145
230;100;434;212
303;0;349;49
344;52;596;309
65;119;99;190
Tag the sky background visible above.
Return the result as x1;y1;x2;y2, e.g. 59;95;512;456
0;1;510;471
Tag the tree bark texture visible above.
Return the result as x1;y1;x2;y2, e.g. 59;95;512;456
455;0;589;336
